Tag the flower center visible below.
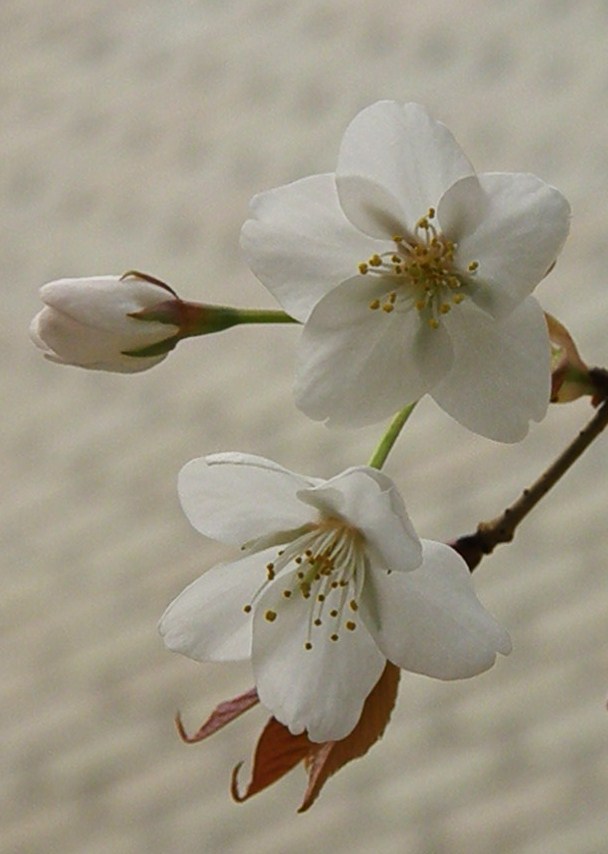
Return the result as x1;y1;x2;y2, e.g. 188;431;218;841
357;208;478;329
243;517;367;650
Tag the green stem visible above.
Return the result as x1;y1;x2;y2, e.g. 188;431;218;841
227;308;299;326
367;402;417;470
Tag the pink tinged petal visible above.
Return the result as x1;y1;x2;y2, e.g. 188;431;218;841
432;297;550;442
335;175;409;240
337;101;475;231
294;276;454;427
252;570;385;742
30;307;167;372
158;548;277;662
363;541;511;680
178;454;317;546
240;174;386;322
439;173;571;318
39;276;175;335
297;467;422;572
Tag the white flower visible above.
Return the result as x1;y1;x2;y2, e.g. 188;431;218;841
29;274;180;373
241;101;571;441
159;453;511;742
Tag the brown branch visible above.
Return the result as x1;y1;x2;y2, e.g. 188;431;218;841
452;398;608;571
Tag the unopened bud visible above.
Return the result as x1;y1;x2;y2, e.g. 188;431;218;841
546;314;594;403
30;272;182;373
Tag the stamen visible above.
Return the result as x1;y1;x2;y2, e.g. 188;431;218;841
248;516;366;653
357;211;476;329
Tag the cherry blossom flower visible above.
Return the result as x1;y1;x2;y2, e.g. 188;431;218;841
159;453;511;743
29;273;181;372
241;101;571;441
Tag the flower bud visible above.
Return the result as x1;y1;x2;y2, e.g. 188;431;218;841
546;313;594;403
30;273;182;373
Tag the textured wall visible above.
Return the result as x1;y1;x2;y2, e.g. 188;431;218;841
3;2;608;852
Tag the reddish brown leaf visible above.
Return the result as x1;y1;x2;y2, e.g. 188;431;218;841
298;662;401;812
175;687;259;743
231;717;312;803
178;664;401;811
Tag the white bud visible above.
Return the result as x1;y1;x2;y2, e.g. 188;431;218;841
29;274;180;373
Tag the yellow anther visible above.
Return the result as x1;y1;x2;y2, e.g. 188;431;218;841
429;318;440;329
392;234;404;242
330;609;339;617
345;621;356;631
265;610;277;622
349;600;359;611
415;299;426;311
243;604;252;613
358;262;369;275
382;303;395;313
282;590;292;598
453;293;465;304
439;303;451;314
369;299;380;310
468;260;479;272
369;254;382;267
330;633;339;642
427;207;436;218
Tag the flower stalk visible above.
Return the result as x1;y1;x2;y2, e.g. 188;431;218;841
124;301;298;357
367;402;417;470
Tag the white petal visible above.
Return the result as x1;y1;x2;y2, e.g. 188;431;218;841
363;541;511;680
159;548;277;662
337;101;475;231
295;276;453;427
40;276;174;335
432;297;550;442
240;174;386;322
297;467;422;571
335;175;408;239
439;173;571;318
30;306;166;372
178;454;317;546
252;570;385;742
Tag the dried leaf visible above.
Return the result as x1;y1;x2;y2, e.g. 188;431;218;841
231;717;312;803
175;687;259;744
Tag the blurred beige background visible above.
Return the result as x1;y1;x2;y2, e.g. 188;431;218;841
3;1;608;852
